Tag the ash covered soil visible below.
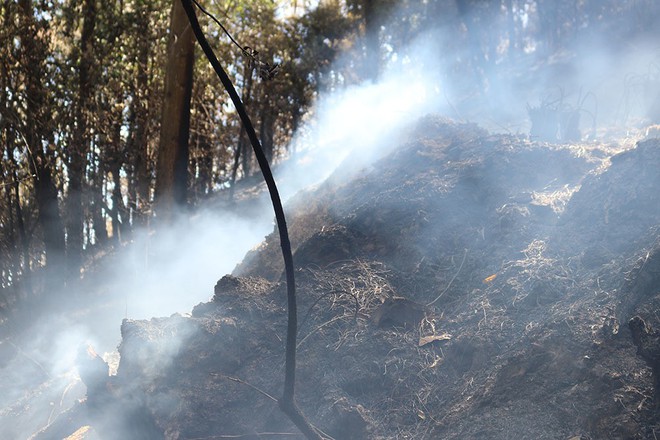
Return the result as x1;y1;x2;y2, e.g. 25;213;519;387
54;117;660;438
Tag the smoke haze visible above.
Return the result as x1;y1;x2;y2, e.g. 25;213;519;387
2;1;660;438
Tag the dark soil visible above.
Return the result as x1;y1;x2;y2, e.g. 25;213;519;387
37;116;660;439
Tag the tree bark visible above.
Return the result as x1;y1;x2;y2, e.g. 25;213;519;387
155;0;195;221
133;107;151;223
32;153;66;273
0;28;30;290
362;0;380;82
67;0;97;277
132;1;153;225
229;61;256;198
18;0;66;275
259;97;276;163
125;2;152;227
9;150;31;283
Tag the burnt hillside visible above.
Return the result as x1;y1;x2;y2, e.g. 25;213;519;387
53;117;660;439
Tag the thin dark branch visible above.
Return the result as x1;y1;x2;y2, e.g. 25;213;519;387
179;2;328;439
7;340;51;379
187;433;298;439
210;373;278;402
190;0;244;53
191;0;279;80
299;289;359;331
0;173;37;188
297;315;346;350
426;248;467;307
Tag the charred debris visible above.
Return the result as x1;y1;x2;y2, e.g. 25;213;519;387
55;117;660;438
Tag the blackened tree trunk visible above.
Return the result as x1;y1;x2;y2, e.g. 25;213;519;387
18;0;66;274
362;0;380;82
190;128;213;200
9;150;31;282
259;97;276;163
92;193;108;246
155;0;195;221
32;154;66;271
89;148;108;247
131;1;153;225
239;61;256;178
0;34;30;290
107;118;125;242
133;98;151;224
67;0;97;277
2;144;31;292
229;61;256;198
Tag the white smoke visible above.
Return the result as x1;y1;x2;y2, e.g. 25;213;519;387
4;3;660;438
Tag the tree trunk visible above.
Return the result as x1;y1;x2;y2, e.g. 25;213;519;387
362;0;380;82
132;2;152;225
110;167;123;239
0;28;30;291
9;149;31;284
155;0;195;221
2;146;31;291
67;0;97;277
19;0;66;276
259;97;276;163
32;153;66;271
2;172;22;296
191;129;212;201
89;148;108;247
229;60;256;198
240;61;256;178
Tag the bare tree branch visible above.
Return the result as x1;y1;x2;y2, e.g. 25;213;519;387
179;2;330;438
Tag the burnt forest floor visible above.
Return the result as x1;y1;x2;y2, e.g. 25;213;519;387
4;115;660;439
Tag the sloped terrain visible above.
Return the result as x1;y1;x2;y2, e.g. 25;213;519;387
89;117;660;439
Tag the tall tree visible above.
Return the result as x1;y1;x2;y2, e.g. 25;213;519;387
345;0;395;82
127;0;161;226
66;0;97;276
18;0;66;276
155;0;195;220
362;0;380;82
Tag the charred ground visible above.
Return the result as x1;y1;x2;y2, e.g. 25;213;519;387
27;116;660;439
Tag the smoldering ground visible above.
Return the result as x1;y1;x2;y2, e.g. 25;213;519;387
2;2;660;439
0;208;275;439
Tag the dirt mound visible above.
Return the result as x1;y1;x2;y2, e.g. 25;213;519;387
554;139;660;263
106;117;659;439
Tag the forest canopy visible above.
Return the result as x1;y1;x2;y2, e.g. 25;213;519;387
1;0;659;307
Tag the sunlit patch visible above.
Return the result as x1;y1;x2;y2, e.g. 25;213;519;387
64;425;93;440
483;273;498;284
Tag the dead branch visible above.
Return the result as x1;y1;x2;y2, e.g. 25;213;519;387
7;340;51;379
426;249;467;306
180;2;329;438
187;434;299;439
210;373;278;402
